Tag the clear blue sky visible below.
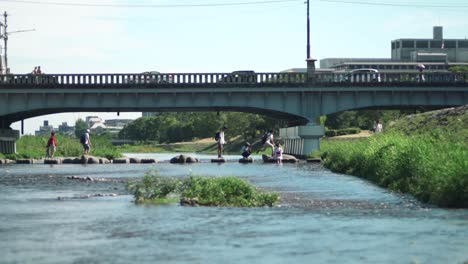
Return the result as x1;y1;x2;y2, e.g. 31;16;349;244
2;0;468;134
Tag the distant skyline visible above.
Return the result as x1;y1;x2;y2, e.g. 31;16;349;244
2;0;468;134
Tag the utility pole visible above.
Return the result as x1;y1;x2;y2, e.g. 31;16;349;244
305;0;316;82
306;0;310;59
0;11;35;73
3;11;8;72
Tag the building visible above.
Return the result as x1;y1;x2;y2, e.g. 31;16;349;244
84;116;134;134
318;26;468;73
103;119;134;133
58;122;74;136
391;26;468;62
35;120;54;136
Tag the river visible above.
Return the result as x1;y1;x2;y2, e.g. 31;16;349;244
1;153;467;264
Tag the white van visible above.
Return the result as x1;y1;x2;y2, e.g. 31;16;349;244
347;68;381;83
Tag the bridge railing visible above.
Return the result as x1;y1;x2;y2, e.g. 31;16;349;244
0;72;466;86
314;71;467;84
0;72;307;85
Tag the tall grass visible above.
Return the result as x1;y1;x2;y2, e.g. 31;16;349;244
321;131;468;207
6;134;122;160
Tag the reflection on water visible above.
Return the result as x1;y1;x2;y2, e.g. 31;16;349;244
0;153;467;264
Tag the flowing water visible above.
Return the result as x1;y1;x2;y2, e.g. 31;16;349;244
1;153;467;264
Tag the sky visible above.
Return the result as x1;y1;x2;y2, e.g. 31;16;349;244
1;0;468;134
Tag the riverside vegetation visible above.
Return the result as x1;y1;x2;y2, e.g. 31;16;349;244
126;170;279;207
0;134;122;160
319;106;468;208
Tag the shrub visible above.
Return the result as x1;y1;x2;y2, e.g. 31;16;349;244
126;172;279;207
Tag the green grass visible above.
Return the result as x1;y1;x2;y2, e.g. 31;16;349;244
318;107;468;208
5;134;123;160
320;131;468;208
126;170;279;207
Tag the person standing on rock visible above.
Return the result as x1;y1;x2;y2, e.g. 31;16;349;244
80;129;92;155
240;142;252;159
46;132;58;158
256;129;275;156
216;126;227;158
274;142;283;164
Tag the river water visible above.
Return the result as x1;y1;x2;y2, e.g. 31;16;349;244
1;153;467;264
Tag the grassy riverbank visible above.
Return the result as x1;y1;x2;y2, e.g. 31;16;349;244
320;106;468;208
0;134;122;160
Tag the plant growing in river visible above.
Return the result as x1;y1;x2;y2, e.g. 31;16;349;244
126;171;279;207
180;176;279;207
126;170;181;204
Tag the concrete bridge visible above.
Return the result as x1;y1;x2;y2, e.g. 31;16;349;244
0;71;467;156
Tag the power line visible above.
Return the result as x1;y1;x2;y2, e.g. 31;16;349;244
0;0;302;8
319;0;468;8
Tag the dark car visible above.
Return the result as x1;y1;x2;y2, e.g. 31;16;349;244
219;70;256;83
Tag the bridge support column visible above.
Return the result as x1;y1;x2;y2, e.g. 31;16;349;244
279;123;324;158
0;129;20;154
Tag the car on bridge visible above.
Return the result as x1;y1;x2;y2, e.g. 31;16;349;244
346;68;381;83
219;70;257;83
126;71;173;84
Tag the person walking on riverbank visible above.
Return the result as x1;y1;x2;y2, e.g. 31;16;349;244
374;120;383;133
216;126;227;158
80;129;92;155
46;132;58;158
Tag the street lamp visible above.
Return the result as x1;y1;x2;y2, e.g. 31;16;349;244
305;0;316;80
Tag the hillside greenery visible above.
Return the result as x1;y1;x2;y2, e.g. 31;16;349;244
320;106;468;208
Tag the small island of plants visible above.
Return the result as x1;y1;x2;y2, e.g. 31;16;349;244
126;171;279;207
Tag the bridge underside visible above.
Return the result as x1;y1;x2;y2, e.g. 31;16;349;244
0;106;309;129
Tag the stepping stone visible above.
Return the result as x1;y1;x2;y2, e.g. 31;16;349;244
113;158;129;164
141;158;156;164
239;157;253;163
211;158;226;163
44;158;61;164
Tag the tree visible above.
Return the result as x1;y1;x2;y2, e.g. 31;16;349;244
74;118;88;138
448;66;468;73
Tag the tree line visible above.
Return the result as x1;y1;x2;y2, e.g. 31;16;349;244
114;110;421;143
117;112;287;143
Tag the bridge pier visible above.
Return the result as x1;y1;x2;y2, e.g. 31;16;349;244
0;129;20;154
279;123;325;158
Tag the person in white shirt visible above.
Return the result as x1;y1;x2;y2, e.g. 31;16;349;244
375;120;383;133
274;143;283;164
217;126;227;158
265;130;275;156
